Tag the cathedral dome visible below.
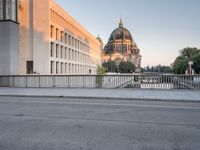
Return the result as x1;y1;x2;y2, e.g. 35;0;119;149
108;19;133;42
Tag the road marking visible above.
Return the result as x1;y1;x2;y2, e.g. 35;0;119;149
0;99;200;110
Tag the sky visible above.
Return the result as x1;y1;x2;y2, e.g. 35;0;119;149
56;0;200;67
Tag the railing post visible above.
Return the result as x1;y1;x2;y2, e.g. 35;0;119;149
53;76;56;88
12;76;14;87
38;76;41;88
25;76;28;88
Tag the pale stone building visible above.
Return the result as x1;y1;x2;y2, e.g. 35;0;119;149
0;0;102;75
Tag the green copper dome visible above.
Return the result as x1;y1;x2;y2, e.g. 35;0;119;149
108;19;133;42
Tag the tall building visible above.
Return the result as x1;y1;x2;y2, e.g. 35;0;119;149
103;19;142;72
0;0;20;75
0;0;102;75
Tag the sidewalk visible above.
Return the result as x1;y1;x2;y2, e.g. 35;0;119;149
0;87;200;102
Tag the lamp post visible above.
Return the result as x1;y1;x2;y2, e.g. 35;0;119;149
188;61;193;75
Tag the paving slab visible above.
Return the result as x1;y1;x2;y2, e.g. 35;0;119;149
0;87;200;102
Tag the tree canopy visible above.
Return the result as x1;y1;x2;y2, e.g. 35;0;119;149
172;47;200;74
102;60;136;73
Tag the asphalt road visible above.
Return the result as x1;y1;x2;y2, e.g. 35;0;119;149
0;96;200;150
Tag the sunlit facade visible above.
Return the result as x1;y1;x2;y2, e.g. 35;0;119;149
0;0;102;75
19;0;102;75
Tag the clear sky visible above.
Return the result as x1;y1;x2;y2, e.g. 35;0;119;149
56;0;200;67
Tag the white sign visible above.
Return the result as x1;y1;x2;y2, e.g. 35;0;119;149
188;61;193;65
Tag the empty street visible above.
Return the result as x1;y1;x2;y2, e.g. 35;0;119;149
0;96;200;150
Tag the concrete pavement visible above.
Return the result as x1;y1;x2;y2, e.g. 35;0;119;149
0;87;200;101
0;96;200;150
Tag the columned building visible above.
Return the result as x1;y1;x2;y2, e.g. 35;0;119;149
103;19;142;72
0;0;102;75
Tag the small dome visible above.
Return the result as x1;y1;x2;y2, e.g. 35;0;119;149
96;35;103;44
108;19;133;42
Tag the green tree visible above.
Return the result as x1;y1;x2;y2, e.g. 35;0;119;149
172;47;200;74
102;60;136;73
119;61;136;73
173;56;188;74
96;65;106;75
96;65;106;88
192;54;200;74
102;61;117;72
180;47;199;59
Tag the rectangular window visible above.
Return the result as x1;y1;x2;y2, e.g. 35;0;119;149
68;35;71;45
65;48;67;59
60;46;63;59
75;51;77;61
56;62;59;74
0;0;3;20
65;63;67;74
50;61;54;74
27;61;33;74
61;31;64;42
50;25;54;38
56;28;59;40
50;42;54;57
61;62;63;74
6;0;11;20
65;33;68;44
68;49;71;60
11;0;15;21
69;63;71;74
56;44;59;58
75;39;77;48
72;37;74;47
72;50;74;61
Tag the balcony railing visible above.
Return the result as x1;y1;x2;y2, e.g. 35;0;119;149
0;75;200;90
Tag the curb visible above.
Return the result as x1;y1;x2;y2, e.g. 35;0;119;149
0;94;200;103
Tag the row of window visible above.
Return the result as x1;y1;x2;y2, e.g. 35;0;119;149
50;42;91;64
50;25;89;52
106;44;133;52
50;9;68;29
50;61;92;74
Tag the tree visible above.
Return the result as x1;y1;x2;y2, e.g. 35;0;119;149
102;61;117;73
119;61;135;73
172;47;200;74
179;47;199;59
96;65;106;75
173;56;188;74
192;54;200;74
96;65;106;88
102;60;136;73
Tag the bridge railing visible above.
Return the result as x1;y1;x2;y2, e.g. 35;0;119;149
0;75;200;90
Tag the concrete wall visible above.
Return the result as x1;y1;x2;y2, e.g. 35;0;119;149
32;0;50;74
0;21;20;75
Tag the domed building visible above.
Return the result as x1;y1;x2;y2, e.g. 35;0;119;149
103;19;142;72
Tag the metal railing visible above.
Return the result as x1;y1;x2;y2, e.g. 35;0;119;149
0;75;200;90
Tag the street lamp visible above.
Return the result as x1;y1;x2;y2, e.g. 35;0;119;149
188;61;193;75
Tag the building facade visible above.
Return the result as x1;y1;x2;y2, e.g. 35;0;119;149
0;0;20;75
103;19;142;72
0;0;102;75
